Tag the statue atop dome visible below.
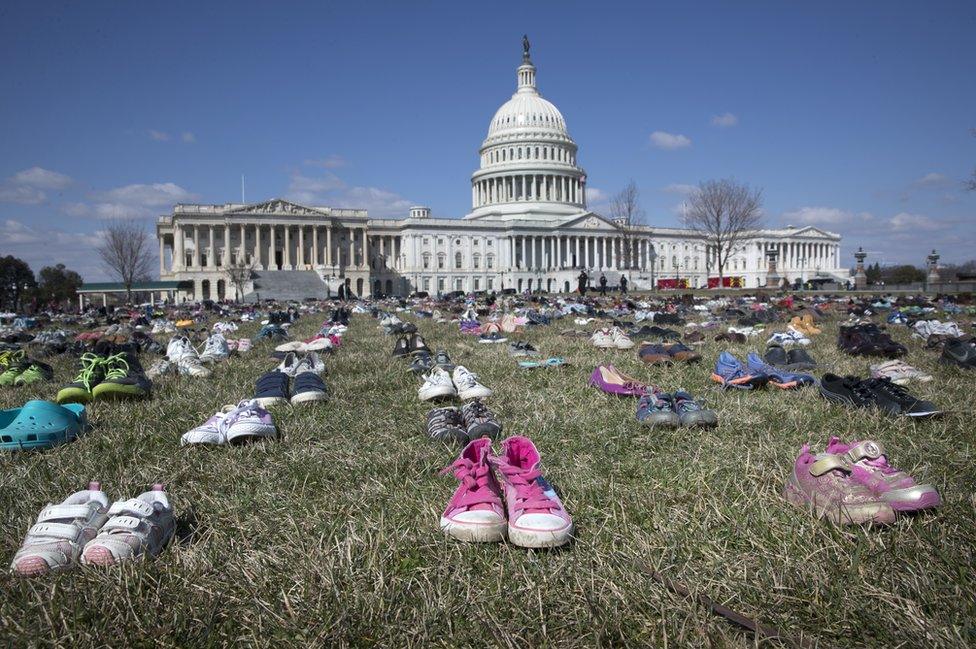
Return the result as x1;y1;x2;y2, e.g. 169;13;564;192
522;34;531;62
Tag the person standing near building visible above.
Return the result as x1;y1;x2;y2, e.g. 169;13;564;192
619;275;628;295
599;273;608;296
577;270;589;296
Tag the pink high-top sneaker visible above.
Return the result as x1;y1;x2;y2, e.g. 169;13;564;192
492;436;574;548
784;444;895;525
825;437;941;512
440;438;507;542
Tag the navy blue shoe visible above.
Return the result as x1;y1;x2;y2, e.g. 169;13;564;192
291;372;327;404
254;371;290;407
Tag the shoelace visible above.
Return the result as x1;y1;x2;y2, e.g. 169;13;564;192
494;463;556;513
100;353;131;381
439;458;498;507
71;353;105;389
455;370;480;389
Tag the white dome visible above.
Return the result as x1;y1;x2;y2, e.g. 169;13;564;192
488;92;567;138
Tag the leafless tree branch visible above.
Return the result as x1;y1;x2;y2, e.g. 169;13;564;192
225;258;257;302
610;180;647;273
682;178;763;286
96;220;154;303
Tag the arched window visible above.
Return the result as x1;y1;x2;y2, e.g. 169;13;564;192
422;253;431;269
437;253;445;269
455;252;463;269
486;254;494;269
535;147;539;158
473;253;481;269
543;148;548;160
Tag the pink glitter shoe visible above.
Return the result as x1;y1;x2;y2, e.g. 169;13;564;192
825;437;941;512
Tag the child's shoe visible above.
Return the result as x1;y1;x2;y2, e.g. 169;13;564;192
439;438;507;542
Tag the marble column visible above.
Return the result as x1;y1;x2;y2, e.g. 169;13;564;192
312;227;318;266
239;224;246;264
326;225;333;266
223;225;230;267
193;226;201;268
254;224;261;269
283;226;291;269
159;238;165;276
174;226;184;270
298;226;305;267
208;226;215;267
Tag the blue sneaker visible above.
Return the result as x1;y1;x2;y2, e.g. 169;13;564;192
254;371;289;407
673;391;718;427
291;372;327;405
746;352;815;390
636;392;680;428
711;352;769;390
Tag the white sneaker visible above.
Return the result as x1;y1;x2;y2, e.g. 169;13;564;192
294;352;325;375
146;359;173;379
167;336;193;362
870;360;933;385
419;367;457;401
177;354;212;378
275;341;307;353
591;329;614;348
199;333;229;363
223;400;278;444
610;327;635;350
452;365;492;400
277;352;301;377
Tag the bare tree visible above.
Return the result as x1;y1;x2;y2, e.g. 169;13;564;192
225;258;257;302
609;180;646;278
97;220;154;303
682;179;763;288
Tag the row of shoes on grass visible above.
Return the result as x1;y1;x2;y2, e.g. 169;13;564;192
786;437;940;525
253;356;329;407
587;364;710;421
146;334;231;379
711;351;816;390
440;436;573;548
427;399;502;445
10;482;175;576
0;349;54;387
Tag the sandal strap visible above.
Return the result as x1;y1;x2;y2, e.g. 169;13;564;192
28;521;82;540
38;504;97;522
809;454;850;477
108;499;154;518
844;440;886;463
101;515;146;532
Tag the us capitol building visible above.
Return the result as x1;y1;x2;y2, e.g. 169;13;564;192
156;40;846;300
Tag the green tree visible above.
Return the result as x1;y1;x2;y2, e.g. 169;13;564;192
0;255;37;312
38;263;83;307
865;262;882;284
883;264;926;284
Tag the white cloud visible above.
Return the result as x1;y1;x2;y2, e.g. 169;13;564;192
0;219;109;280
78;182;198;219
304;155;347;169
585;187;607;203
710;112;738;128
181;132;196;143
60;202;92;217
781;206;865;226
11;167;73;190
0;166;74;204
889;212;945;232
662;183;697;195
285;170;412;218
649;131;691;150
911;172;949;188
148;130;171;141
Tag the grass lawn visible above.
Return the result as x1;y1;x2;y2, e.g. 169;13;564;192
1;309;974;647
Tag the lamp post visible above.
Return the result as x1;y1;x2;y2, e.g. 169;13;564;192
648;245;657;292
854;247;868;290
926;249;940;287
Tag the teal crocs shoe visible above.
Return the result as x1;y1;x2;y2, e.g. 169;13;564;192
0;400;88;451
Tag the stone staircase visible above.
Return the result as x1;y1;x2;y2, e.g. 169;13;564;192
242;271;329;302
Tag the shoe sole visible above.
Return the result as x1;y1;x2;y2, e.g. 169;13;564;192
638;414;680;428
458;389;493;400
440;516;507;543
91;384;149;399
784;478;895;525
290;391;328;404
254;396;290;408
419;386;458;401
508;522;574;548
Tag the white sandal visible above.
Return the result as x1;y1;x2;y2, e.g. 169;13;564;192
10;482;109;576
81;484;175;566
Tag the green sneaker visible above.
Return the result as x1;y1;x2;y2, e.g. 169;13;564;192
91;352;151;400
56;353;107;404
0;362;27;386
0;349;25;372
13;361;54;386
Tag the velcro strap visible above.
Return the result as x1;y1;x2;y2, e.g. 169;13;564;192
38;504;96;522
845;440;885;463
108;499;154;518
809;454;850;477
28;522;81;540
101;515;143;531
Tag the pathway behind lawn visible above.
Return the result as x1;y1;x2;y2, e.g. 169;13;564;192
1;313;974;647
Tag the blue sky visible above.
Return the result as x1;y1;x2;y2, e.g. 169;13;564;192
1;1;974;279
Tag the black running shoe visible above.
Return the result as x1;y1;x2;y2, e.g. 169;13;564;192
434;350;455;371
91;351;151;400
409;334;431;355
941;337;976;369
819;373;876;408
410;352;434;376
426;407;467;444
460;399;502;440
785;348;817;371
858;377;942;417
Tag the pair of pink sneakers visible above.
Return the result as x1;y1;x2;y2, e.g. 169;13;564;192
785;436;941;525
441;436;573;548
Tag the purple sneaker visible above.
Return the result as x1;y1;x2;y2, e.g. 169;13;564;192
224;400;278;444
825;437;941;512
439;438;507;542
588;364;649;397
491;436;573;548
784;444;895;525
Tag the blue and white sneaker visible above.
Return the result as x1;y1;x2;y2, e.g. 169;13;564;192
291;372;327;405
711;351;769;390
746;352;815;390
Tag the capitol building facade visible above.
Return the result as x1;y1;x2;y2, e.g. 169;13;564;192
156;44;846;300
